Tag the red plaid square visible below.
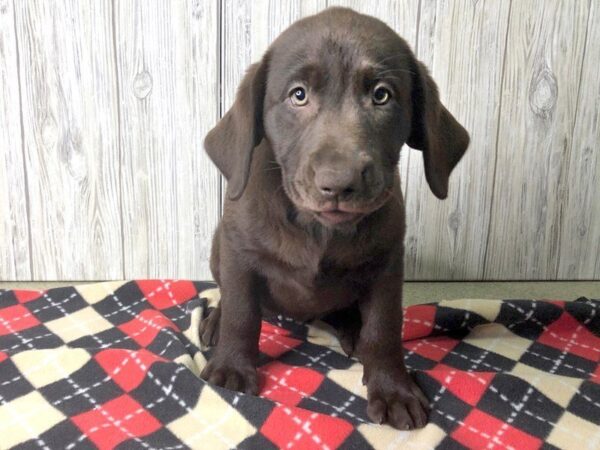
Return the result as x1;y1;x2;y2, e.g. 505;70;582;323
14;290;44;303
137;280;197;310
72;394;161;449
403;305;437;340
95;349;166;392
538;312;600;362
428;364;495;406
118;309;178;347
404;336;460;362
261;322;292;336
452;409;542;450
259;322;302;358
260;361;325;406
0;304;41;335
261;405;353;449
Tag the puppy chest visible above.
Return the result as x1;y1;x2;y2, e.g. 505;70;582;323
263;264;364;319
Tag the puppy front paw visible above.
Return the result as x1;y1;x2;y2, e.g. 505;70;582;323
365;367;430;430
200;354;259;395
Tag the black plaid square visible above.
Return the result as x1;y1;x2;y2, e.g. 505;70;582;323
0;289;19;307
129;363;197;425
519;341;597;379
435;305;489;337
146;328;193;360
0;359;35;403
420;372;472;432
240;433;279;450
13;419;96;450
566;380;600;424
441;341;518;373
130;428;186;449
277;340;356;372
27;288;88;323
92;284;149;327
298;378;368;426
566;298;600;337
497;300;563;340
476;374;564;439
0;324;64;356
404;348;440;371
39;359;124;416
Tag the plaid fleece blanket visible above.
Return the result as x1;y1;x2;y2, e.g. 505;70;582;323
0;280;598;449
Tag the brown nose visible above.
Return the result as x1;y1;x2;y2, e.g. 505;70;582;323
314;161;373;199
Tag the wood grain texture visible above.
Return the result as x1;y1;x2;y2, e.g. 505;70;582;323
14;0;122;280
1;1;600;281
0;0;31;280
404;0;511;280
557;0;600;279
116;0;220;279
484;0;590;280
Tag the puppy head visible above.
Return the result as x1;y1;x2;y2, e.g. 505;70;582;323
205;7;469;227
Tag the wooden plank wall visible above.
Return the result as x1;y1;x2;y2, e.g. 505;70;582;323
0;0;598;281
0;0;30;280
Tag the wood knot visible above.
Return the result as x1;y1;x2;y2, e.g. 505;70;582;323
133;70;152;99
529;66;557;119
191;0;204;19
41;115;58;148
448;210;461;231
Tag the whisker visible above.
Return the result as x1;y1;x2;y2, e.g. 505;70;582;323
374;75;409;83
375;68;416;78
373;52;408;66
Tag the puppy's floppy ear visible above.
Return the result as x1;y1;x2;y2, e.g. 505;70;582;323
406;59;470;199
204;55;269;200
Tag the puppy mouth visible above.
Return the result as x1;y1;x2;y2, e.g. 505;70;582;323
316;208;363;225
283;179;392;227
308;193;392;227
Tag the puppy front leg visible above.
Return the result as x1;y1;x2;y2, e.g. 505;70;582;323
358;266;430;430
200;243;261;395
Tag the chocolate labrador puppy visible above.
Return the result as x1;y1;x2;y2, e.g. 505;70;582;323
200;7;469;430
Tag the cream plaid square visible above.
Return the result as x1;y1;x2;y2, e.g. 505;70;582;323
510;363;583;408
0;391;65;448
327;363;367;399
359;422;446;449
46;306;112;342
13;348;91;388
464;323;532;361
167;386;256;449
76;281;128;305
547;411;600;449
439;299;502;322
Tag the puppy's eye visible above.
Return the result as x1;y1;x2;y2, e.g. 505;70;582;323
372;85;391;105
290;87;308;106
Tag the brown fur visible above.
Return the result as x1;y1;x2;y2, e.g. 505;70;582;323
200;7;469;430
